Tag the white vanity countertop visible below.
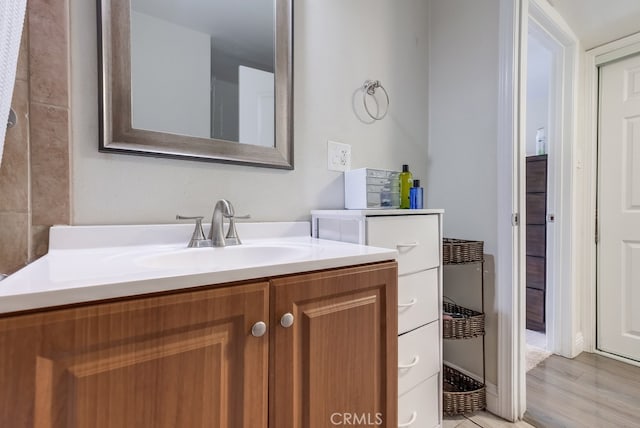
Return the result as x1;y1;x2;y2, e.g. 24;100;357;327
311;208;444;216
0;222;397;314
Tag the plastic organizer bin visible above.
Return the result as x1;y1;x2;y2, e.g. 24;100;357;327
345;168;400;209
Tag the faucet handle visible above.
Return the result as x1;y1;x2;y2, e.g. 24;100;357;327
176;215;211;248
224;214;250;246
225;214;251;220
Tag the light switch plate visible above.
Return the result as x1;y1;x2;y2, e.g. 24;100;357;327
327;140;351;171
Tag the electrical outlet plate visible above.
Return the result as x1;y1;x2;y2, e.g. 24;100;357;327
327;140;351;172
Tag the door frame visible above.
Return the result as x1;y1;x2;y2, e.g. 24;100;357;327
496;0;521;420
496;0;579;420
525;0;580;359
582;31;640;367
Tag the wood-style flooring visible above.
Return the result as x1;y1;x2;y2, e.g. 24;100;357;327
525;352;640;428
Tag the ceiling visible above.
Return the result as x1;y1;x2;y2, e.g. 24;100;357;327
548;0;640;49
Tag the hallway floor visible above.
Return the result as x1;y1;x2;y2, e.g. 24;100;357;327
525;352;640;427
444;411;534;427
526;329;547;349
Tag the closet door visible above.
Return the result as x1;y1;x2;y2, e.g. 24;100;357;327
598;53;640;362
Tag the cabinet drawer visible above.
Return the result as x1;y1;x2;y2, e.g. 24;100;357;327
398;321;439;394
526;225;546;257
526;193;546;225
526;158;547;192
398;374;439;428
526;287;545;324
366;215;439;274
398;269;439;334
526;256;545;290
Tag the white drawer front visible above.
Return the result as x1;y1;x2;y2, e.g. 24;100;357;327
398;268;439;334
398;321;439;394
398;374;440;428
366;215;439;275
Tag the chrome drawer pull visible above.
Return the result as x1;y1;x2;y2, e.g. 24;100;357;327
398;411;417;427
396;241;419;249
398;355;420;369
398;298;418;308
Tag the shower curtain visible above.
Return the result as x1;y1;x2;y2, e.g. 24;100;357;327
0;0;27;167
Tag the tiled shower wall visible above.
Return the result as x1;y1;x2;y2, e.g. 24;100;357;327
0;0;71;275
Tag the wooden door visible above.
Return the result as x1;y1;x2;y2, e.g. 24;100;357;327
269;262;398;428
598;53;640;362
0;282;269;428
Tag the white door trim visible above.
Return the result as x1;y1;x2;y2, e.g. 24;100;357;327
527;0;580;359
497;0;579;421
582;31;640;355
527;16;560;355
496;0;522;420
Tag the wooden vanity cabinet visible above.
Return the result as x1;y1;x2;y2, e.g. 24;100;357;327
0;281;270;428
270;262;398;428
0;262;397;428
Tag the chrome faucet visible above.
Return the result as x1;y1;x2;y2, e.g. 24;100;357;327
177;199;249;248
208;199;234;247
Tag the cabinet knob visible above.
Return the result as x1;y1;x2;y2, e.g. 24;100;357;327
280;313;295;328
251;321;267;337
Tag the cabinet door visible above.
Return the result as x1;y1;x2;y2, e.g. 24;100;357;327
0;282;269;428
270;262;398;428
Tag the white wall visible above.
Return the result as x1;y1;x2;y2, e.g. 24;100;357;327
526;34;552;156
130;11;211;139
427;0;500;387
71;0;429;224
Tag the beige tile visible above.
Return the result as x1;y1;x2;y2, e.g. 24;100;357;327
0;80;30;213
31;225;50;260
30;103;70;226
467;411;536;428
28;0;69;107
456;420;482;428
16;20;29;82
0;213;29;274
443;415;468;428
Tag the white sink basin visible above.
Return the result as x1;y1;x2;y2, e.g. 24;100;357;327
134;243;313;270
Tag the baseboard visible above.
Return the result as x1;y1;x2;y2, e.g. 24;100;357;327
574;332;584;356
443;360;498;414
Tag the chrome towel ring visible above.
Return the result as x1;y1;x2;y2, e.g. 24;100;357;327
362;80;389;121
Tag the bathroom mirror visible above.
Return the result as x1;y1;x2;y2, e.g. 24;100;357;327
98;0;293;169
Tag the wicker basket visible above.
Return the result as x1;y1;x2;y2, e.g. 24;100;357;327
442;302;485;339
442;238;484;264
443;365;486;416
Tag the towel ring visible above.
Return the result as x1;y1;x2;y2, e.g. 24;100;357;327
362;80;389;121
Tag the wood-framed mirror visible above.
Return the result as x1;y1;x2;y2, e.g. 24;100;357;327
98;0;293;169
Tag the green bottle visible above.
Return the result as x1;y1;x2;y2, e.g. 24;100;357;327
399;164;413;209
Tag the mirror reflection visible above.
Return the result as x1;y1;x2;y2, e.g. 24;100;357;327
129;0;275;147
